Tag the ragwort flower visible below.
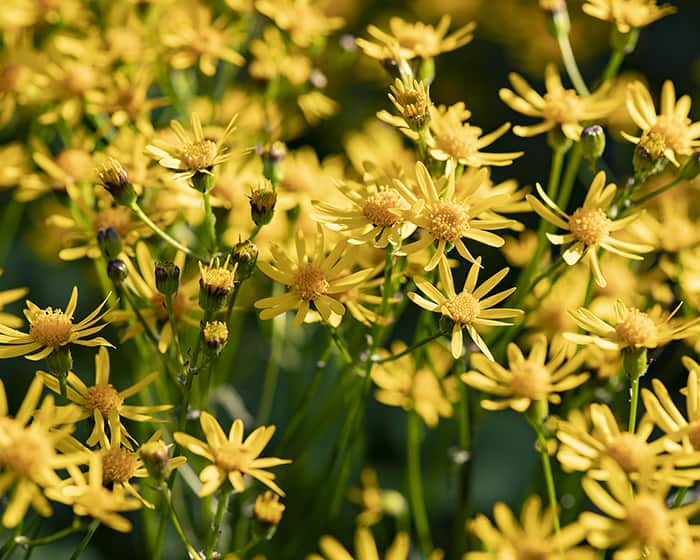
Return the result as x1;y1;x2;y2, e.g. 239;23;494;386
174;413;291;496
582;0;676;33
309;528;410;560
0;287;28;328
0;286;112;361
409;257;523;360
255;0;344;47
526;171;653;287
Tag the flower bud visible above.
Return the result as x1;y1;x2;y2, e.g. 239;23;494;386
230;239;258;281
389;79;432;131
581;125;606;165
249;183;278;227
633;130;667;180
45;345;73;378
198;257;237;313
155;261;181;296
202;321;229;356
253;491;285;538
257;141;286;186
678;152;700;182
97;158;136;206
97;227;123;260
139;440;171;481
107;259;129;284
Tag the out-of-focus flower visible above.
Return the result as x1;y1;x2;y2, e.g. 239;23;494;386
0;287;28;328
255;0;343;47
308;528;410;560
582;0;676;32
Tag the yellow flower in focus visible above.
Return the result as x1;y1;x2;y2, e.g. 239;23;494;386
174;413;291;496
46;452;141;532
624;80;700;165
408;257;523;360
526;171;653;288
371;341;455;427
255;0;344;47
500;64;615;141
356;15;475;61
0;376;84;528
37;347;173;448
582;0;676;32
0;286;112;361
255;228;375;326
308;528;410;560
462;334;589;413
466;495;595;560
0;287;28;328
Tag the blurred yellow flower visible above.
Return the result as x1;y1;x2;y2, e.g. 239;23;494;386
308;528;410;560
0;287;28;328
255;0;344;47
583;0;676;32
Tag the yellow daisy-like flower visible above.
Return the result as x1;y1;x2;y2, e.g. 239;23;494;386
462;333;589;413
0;286;112;361
624;80;700;165
565;299;700;351
145;112;238;184
46;452;141;533
582;0;676;33
0;376;84;528
37;346;172;448
308;528;410;560
356;15;475;61
255;228;376;326
255;0;344;48
466;495;595;560
499;64;616;141
173;413;291;496
395;162;518;271
0;286;28;328
371;340;455;427
408;257;523;360
526;171;653;288
579;459;700;560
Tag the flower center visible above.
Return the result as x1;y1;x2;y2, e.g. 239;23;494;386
569;207;611;246
652;115;691;154
516;538;551;560
443;292;480;325
688;422;700;450
102;448;138;483
93;207;132;237
181;140;218;170
626;495;669;545
426;200;469;241
28;308;73;347
509;361;551;401
292;264;329;301
0;420;53;478
435;126;479;160
362;189;405;227
605;433;648;472
615;308;656;348
214;442;254;473
542;89;583;123
397;24;440;54
84;384;123;417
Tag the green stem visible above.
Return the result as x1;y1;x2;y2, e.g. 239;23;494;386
556;32;590;96
178;312;210;432
555;144;583;210
205;489;231;560
161;485;200;559
327;325;353;365
371;330;447;365
224;282;243;326
166;295;185;366
202;189;217;254
534;426;560;534
600;49;625;84
129;202;203;260
256;302;286;425
407;411;432;557
69;519;99;560
452;361;472;558
13;521;82;549
626;177;682;210
628;375;640;433
672;487;689;508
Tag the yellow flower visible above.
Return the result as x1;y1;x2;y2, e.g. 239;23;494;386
462;334;589;413
145;112;238;184
408;257;523;360
526;171;653;287
255;0;344;48
466;495;595;560
255;228;375;326
0;376;84;527
174;413;291;496
565;299;700;351
377;78;433;134
0;286;28;328
579;459;700;559
46;452;141;532
499;64;615;141
37;347;172;448
582;0;676;32
356;15;475;61
395;162;518;271
371;341;455;427
308;528;410;560
624;80;700;165
0;286;112;361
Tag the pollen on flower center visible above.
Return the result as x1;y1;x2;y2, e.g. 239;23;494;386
214;442;254;473
181;139;218;170
94;208;132;237
606;433;648;472
85;384;123;417
362;189;404;227
615;308;657;347
542;89;582;123
0;421;52;478
427;200;470;241
435;128;479;160
569;207;611;246
102;448;138;483
652;115;690;153
443;292;480;325
509;361;550;400
29;308;73;347
292;264;329;301
626;495;669;544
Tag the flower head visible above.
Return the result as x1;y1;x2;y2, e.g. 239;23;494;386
583;0;676;32
255;0;344;48
308;528;410;560
174;413;291;496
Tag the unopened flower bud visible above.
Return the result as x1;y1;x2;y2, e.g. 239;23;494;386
198;257;237;312
98;158;136;206
633;130;667;180
581;125;606;165
107;259;128;284
249;183;277;227
230;239;258;281
97;227;123;260
678;152;700;182
389;78;432;131
253;491;285;536
155;261;180;296
45;345;73;378
202;321;229;355
139;440;171;481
